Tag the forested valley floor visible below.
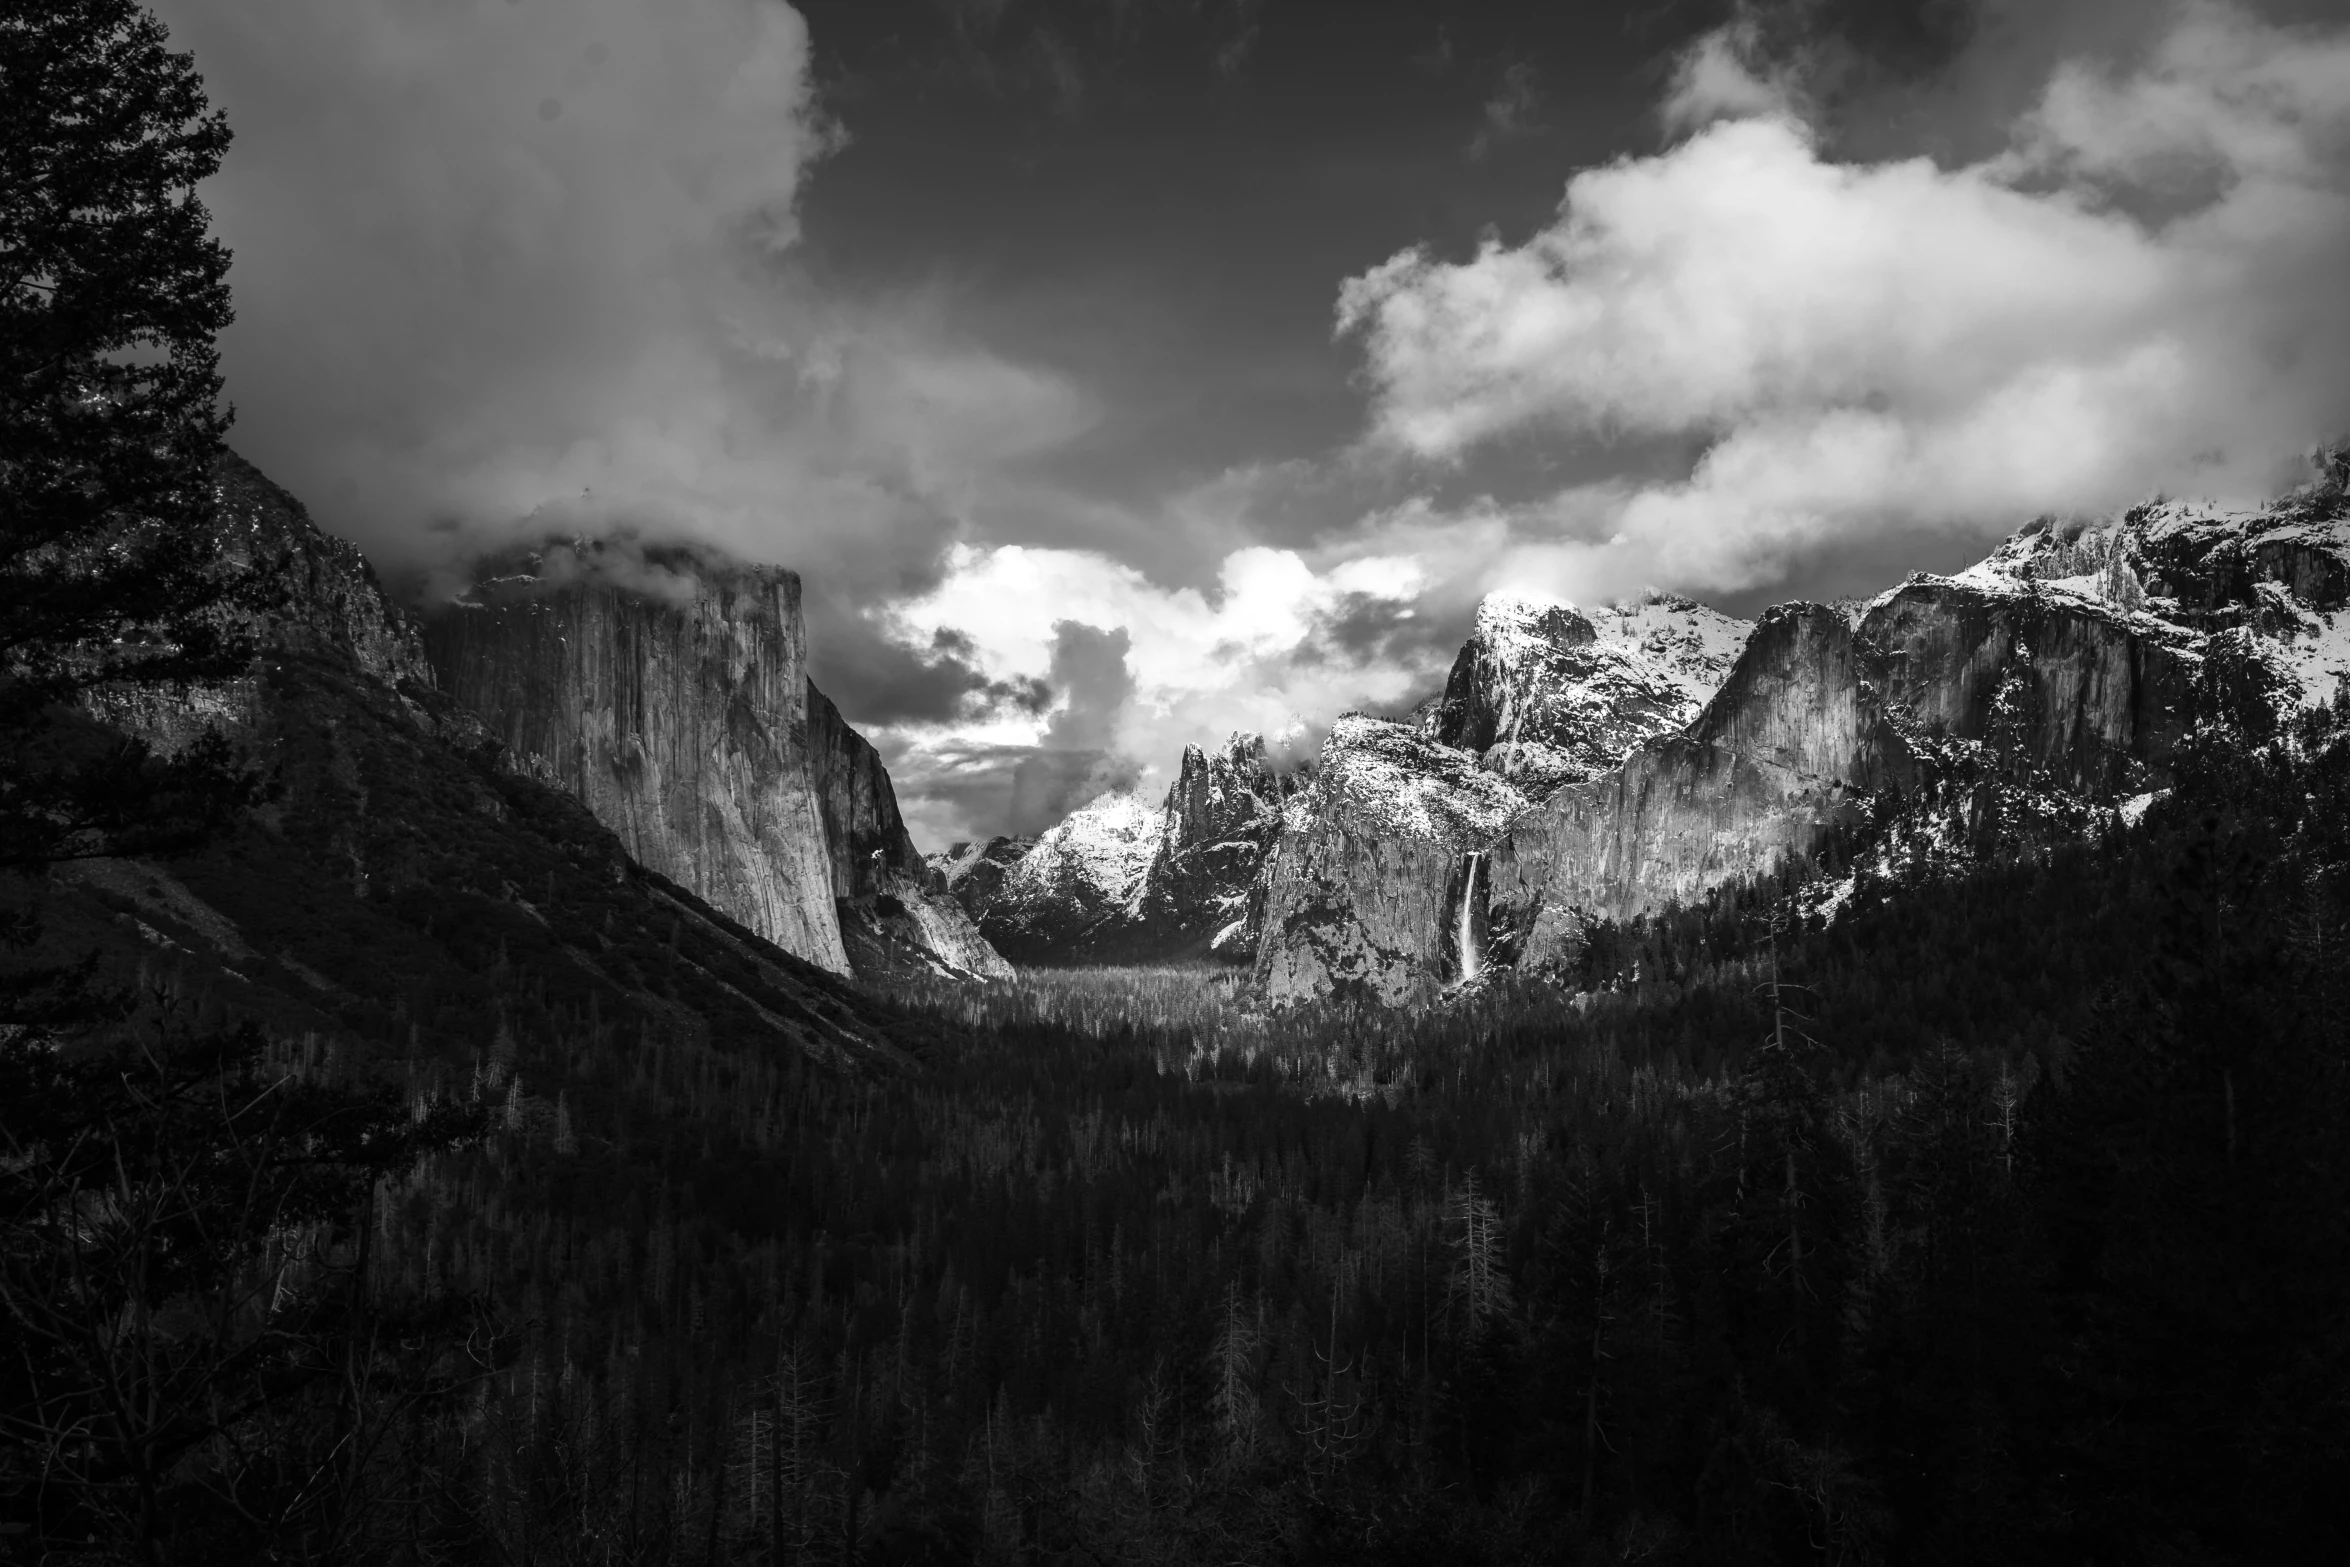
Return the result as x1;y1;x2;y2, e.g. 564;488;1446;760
12;691;2350;1567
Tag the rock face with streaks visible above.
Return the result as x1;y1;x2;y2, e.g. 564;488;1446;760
71;450;927;1074
1249;475;2350;1004
1250;714;1531;1005
1485;602;1905;968
1129;733;1298;960
421;542;1007;982
1250;592;1749;1005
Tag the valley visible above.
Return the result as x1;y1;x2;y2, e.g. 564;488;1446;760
11;446;2348;1562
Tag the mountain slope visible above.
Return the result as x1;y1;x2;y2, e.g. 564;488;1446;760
957;734;1297;965
420;545;1008;983
43;452;918;1082
1254;481;2350;1005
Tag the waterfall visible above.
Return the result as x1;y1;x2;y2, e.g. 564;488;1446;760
1457;851;1483;984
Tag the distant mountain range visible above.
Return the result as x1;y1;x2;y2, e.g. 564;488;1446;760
77;450;2350;1015
930;734;1300;965
944;473;2350;1005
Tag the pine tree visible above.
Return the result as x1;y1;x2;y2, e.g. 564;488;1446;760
2;0;259;873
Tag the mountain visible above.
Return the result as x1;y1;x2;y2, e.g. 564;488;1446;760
964;788;1158;964
1255;592;1750;1003
1416;590;1749;794
929;833;1037;919
804;684;1011;980
48;451;920;1079
1252;484;2350;1006
420;544;1010;984
947;734;1297;965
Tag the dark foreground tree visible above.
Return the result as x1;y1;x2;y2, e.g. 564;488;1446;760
2;0;253;871
1;10;505;1562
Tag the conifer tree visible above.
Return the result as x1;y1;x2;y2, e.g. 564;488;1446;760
2;0;258;873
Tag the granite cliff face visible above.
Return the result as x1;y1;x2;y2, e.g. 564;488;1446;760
1487;603;1901;969
1130;734;1296;959
1250;715;1528;1004
1252;594;1746;1005
1252;487;2350;1005
806;684;1012;981
421;544;1006;983
421;550;850;974
67;451;918;1074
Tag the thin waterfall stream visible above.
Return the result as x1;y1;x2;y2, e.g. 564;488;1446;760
1457;851;1483;983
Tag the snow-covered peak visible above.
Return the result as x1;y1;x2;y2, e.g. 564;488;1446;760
1920;496;2350;707
1583;593;1752;710
1316;714;1531;845
1432;589;1753;792
999;789;1160;910
1470;589;1594;662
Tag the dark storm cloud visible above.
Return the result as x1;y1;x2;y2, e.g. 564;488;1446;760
1307;592;1469;672
1001;622;1140;835
880;619;1141;843
811;0;1265;110
808;624;1052;728
1039;621;1134;751
1006;749;1141;836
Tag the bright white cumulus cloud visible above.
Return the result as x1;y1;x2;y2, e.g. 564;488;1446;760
884;541;1434;807
1336;1;2350;597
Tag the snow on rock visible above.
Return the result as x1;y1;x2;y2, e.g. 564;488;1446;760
1421;590;1750;795
1250;715;1533;1007
1256;477;2350;1005
969;735;1299;965
927;835;1037;917
974;790;1159;963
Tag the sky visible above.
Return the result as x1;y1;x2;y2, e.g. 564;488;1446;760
152;0;2350;850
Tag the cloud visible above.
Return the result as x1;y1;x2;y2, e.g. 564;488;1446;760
154;0;1102;688
1663;21;1804;134
1470;61;1541;159
1337;1;2350;599
993;621;1138;834
875;539;1443;843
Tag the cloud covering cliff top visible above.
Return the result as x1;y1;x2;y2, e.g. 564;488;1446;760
155;0;2350;849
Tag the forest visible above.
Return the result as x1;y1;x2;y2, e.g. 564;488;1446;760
10;669;2347;1565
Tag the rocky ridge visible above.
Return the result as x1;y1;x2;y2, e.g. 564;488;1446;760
949;734;1298;965
1253;592;1751;1003
1253;481;2350;1006
807;686;1014;981
1418;590;1748;795
931;835;1037;920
